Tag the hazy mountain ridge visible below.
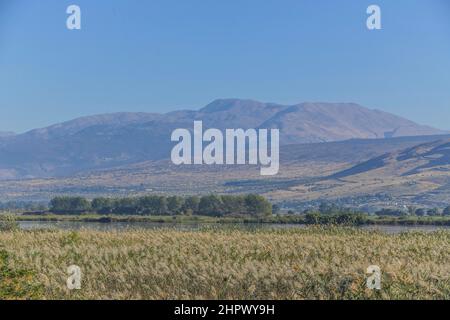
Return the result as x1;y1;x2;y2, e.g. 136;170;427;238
0;99;446;180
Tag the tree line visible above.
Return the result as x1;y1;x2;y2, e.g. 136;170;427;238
310;203;450;217
0;201;47;212
376;207;450;217
49;194;273;217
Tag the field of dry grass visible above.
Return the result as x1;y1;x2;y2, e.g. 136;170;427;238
0;227;449;300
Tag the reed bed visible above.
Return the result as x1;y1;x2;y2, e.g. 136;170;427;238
0;227;449;300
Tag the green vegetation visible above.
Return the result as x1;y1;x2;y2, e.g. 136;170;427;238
4;211;450;226
0;200;47;213
377;206;450;217
2;196;450;226
0;249;43;299
444;206;450;216
0;215;19;232
0;227;448;300
49;195;272;217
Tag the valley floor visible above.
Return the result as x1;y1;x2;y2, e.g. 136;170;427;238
0;227;449;300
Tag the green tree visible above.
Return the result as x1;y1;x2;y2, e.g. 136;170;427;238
49;197;70;213
376;208;407;216
427;208;441;216
72;197;91;213
407;206;417;216
334;213;366;226
221;195;246;215
183;196;200;215
244;194;272;216
114;197;139;215
91;198;114;214
50;196;90;214
138;196;167;215
167;196;184;215
444;206;450;216
304;212;320;225
199;195;224;216
415;208;427;216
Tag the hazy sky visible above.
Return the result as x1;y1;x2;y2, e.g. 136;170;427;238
1;0;449;133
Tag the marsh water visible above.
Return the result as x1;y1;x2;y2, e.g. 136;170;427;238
18;221;450;234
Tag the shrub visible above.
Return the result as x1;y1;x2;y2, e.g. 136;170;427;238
0;215;19;232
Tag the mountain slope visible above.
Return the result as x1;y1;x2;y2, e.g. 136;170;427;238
260;102;443;144
331;138;450;179
0;99;446;179
265;138;450;209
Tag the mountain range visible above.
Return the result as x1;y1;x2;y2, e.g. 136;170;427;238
0;99;446;180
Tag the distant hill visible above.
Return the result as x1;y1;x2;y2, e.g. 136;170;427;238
0;99;446;179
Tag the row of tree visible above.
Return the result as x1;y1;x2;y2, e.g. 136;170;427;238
314;203;450;217
0;201;47;212
49;194;273;217
376;207;450;217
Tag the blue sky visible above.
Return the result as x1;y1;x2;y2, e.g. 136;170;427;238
0;0;449;133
